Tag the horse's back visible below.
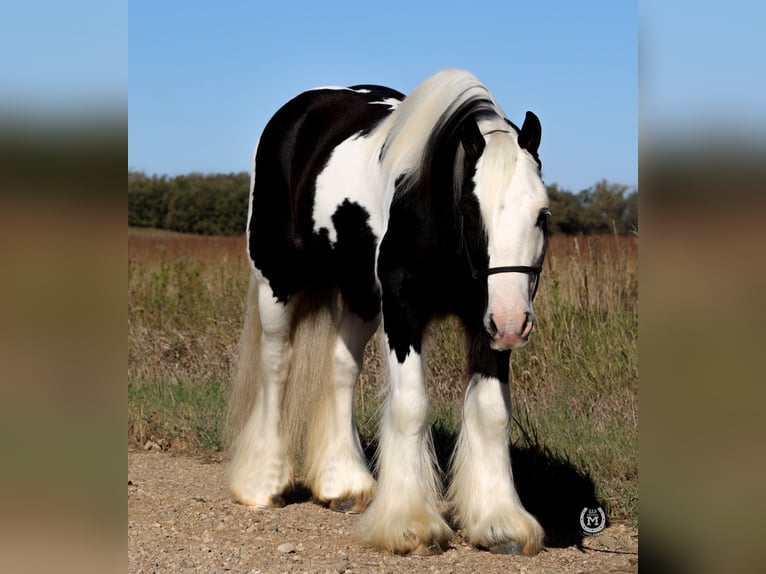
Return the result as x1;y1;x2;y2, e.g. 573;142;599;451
248;85;402;312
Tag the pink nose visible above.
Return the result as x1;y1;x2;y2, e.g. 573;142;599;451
486;311;535;349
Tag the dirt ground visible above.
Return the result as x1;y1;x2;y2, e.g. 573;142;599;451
128;450;637;573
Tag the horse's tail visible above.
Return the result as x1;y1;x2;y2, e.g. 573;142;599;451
224;276;339;485
282;289;339;480
223;276;263;453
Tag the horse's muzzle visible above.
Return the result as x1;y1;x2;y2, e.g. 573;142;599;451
486;311;535;350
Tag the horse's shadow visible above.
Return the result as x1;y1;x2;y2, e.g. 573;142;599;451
508;443;601;548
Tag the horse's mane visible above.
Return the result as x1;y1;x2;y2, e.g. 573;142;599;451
378;69;510;183
376;69;519;235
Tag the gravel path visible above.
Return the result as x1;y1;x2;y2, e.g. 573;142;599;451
128;451;637;573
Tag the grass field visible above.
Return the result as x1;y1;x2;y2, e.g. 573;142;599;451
128;227;637;524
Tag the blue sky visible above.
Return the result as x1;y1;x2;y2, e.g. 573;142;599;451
2;2;764;192
128;1;638;193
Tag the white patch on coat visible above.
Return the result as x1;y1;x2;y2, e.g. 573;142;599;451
312;133;388;245
370;97;400;110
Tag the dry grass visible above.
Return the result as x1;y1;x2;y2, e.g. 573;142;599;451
128;228;637;522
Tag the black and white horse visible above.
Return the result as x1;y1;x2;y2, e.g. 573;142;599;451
226;69;549;556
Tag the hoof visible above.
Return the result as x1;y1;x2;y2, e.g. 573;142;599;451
407;541;444;557
241;494;286;509
486;540;524;555
358;503;452;556
392;533;447;557
483;539;541;556
328;496;368;514
315;489;374;514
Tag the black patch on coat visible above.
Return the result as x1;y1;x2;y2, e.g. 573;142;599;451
331;199;381;322
248;86;402;305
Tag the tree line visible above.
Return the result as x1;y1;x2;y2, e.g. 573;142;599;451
128;171;250;235
128;171;637;236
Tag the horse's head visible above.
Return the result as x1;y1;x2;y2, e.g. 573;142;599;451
463;111;549;350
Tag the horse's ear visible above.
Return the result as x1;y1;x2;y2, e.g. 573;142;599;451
518;111;541;156
460;116;485;161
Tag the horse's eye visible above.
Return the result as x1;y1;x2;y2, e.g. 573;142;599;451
536;208;550;228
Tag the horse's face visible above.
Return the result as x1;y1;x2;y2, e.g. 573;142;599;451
472;113;548;350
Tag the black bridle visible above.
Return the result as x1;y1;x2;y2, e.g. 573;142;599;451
472;265;542;279
461;225;546;301
466;256;543;301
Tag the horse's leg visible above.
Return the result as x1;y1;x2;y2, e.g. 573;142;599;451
358;305;451;555
306;308;379;513
447;334;544;555
228;280;295;508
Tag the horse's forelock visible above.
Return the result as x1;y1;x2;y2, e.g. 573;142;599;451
474;134;520;216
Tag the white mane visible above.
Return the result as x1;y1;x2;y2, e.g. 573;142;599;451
375;69;508;178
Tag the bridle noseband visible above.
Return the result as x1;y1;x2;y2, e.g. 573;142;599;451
469;262;543;301
472;265;542;279
463;240;543;300
461;215;545;300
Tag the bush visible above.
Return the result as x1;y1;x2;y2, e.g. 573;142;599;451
128;171;249;235
548;180;637;235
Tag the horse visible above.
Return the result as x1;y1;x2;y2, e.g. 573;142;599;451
225;69;550;556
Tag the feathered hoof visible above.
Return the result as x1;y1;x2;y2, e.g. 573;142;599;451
399;541;445;557
266;494;286;508
380;527;451;557
461;510;545;556
329;495;370;514
313;483;376;514
360;524;452;556
238;493;286;509
483;540;525;555
314;493;372;514
479;534;543;556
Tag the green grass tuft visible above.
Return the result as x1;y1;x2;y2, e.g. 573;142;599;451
128;378;226;452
